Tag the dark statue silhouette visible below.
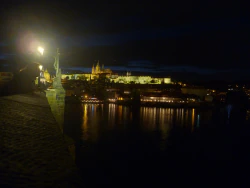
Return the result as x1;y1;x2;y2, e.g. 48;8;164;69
0;63;39;96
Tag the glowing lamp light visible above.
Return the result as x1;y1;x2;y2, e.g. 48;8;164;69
37;47;44;55
39;65;43;71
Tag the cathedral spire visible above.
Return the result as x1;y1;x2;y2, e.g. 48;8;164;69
92;64;95;74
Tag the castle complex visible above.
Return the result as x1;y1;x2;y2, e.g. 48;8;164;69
92;61;112;75
61;61;171;84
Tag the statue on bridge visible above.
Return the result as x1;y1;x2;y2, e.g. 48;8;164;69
52;48;63;89
46;48;65;131
54;48;60;77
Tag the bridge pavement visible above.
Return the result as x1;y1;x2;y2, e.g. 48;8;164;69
0;93;84;187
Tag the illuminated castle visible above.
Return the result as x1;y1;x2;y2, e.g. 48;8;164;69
92;61;112;75
61;61;171;84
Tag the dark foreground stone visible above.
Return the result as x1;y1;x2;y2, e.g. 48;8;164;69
0;93;84;187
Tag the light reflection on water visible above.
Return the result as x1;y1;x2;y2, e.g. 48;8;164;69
139;107;197;133
78;104;208;143
64;103;250;187
82;104;88;140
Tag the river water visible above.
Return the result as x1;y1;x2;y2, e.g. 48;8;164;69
64;103;250;187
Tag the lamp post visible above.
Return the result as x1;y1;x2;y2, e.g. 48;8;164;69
45;47;65;132
35;47;62;89
37;47;44;90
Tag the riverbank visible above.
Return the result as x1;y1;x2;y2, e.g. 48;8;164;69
67;97;218;108
0;92;84;187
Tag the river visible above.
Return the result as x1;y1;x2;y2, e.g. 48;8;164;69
64;103;250;187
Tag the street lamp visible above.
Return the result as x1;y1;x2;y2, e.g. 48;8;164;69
37;47;44;90
38;64;43;89
35;47;61;89
39;65;43;71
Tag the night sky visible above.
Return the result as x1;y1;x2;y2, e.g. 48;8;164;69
0;1;249;81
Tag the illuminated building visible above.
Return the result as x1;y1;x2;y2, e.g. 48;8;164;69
35;68;52;85
61;63;171;84
43;69;52;83
140;95;184;103
109;75;171;84
92;61;112;75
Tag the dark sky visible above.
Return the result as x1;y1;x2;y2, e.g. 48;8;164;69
0;1;249;76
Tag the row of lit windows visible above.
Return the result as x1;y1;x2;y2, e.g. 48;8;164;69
141;99;186;103
108;98;191;103
82;100;103;103
81;98;197;104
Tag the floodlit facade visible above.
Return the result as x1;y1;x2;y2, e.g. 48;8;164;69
43;69;52;83
62;73;171;84
109;76;171;84
35;69;52;85
92;61;112;75
61;63;171;84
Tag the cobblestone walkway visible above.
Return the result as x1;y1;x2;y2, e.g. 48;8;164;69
0;93;84;187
